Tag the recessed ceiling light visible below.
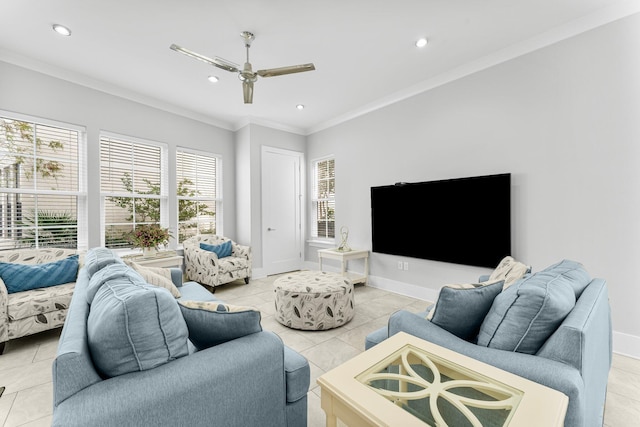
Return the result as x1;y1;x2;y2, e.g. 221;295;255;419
296;104;305;110
52;24;72;36
207;75;219;83
415;38;428;48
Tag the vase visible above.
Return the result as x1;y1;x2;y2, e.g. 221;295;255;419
142;247;157;257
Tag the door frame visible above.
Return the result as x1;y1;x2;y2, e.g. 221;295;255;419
261;146;305;275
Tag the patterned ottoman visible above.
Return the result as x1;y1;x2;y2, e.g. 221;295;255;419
274;271;355;330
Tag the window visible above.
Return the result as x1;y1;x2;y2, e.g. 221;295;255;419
176;148;220;244
0;113;86;250
100;133;168;249
312;157;335;239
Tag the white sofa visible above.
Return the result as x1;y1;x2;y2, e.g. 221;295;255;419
0;248;79;353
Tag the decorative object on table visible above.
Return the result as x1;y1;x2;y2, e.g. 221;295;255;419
337;226;351;252
126;224;171;256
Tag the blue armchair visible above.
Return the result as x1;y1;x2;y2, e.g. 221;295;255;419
366;277;612;427
52;248;309;427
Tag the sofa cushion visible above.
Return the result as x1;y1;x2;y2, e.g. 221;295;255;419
200;240;232;258
125;261;181;298
7;282;75;321
178;300;262;350
477;260;582;354
85;263;137;304
87;276;189;378
542;259;592;298
488;256;531;290
84;247;123;277
426;280;504;341
0;255;79;294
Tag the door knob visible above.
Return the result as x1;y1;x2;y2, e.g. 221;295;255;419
267;227;276;231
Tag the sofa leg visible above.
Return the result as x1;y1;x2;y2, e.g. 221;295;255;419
0;341;5;355
244;277;250;284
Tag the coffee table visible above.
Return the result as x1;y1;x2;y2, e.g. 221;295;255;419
317;332;568;427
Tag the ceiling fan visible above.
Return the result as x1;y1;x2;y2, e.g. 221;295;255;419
170;31;316;104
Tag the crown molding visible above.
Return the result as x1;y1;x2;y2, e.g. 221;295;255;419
306;1;640;135
0;48;236;131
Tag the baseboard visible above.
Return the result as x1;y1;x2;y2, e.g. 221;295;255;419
613;331;640;359
303;261;640;358
367;275;439;303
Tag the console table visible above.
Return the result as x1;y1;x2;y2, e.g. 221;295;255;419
318;332;568;427
317;248;369;285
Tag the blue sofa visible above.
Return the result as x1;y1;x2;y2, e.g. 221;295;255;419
52;248;309;427
365;262;612;427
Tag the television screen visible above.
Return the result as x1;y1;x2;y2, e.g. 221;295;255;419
371;173;511;268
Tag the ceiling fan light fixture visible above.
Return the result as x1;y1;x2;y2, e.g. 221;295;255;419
52;24;72;36
207;75;219;83
415;37;428;48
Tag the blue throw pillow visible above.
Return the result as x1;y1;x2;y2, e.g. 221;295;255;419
427;280;504;341
178;300;262;350
477;260;583;354
0;255;79;294
199;240;232;258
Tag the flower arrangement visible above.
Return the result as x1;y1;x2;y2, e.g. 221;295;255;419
127;224;171;250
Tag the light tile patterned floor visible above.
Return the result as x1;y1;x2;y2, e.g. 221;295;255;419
1;273;639;426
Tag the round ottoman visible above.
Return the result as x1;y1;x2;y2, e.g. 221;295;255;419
274;271;355;330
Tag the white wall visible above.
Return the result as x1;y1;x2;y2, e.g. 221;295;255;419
236;123;306;273
306;14;640;354
0;61;236;247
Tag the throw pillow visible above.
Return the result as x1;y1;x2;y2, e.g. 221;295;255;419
488;256;531;290
477;260;582;354
199;240;233;258
426;280;504;341
0;255;79;294
125;261;181;298
87;278;189;378
178;300;262;350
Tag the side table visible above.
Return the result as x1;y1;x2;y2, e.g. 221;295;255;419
317;248;369;285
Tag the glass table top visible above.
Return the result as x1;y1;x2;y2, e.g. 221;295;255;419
355;344;524;427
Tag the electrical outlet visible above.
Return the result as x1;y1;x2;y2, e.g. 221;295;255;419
403;262;409;271
397;261;403;270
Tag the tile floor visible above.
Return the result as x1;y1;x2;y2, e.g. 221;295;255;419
1;273;639;426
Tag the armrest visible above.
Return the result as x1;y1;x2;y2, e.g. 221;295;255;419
0;279;9;342
231;242;251;260
388;310;585;426
53;331;289;427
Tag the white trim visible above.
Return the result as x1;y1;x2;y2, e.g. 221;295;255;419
0;49;235;131
306;2;640;135
613;331;640;360
0;109;86;133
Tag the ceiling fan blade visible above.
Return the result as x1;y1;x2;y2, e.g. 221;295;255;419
257;63;315;78
169;44;239;73
242;80;254;104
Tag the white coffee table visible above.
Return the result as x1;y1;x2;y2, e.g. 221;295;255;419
317;332;568;427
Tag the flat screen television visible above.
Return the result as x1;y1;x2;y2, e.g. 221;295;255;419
371;173;511;268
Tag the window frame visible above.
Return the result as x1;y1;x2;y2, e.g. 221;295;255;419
310;155;335;241
0;110;87;251
175;147;222;246
99;131;168;251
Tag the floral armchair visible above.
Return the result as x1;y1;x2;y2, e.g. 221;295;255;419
183;235;252;290
0;248;79;354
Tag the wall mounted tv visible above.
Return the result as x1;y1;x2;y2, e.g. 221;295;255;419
371;173;511;268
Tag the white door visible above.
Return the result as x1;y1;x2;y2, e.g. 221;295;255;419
262;146;303;275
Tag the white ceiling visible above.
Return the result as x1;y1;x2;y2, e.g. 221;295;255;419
1;0;638;135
